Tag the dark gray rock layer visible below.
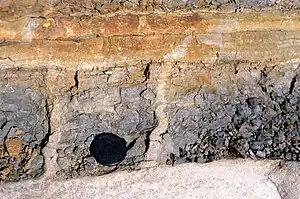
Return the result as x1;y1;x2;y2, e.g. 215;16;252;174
166;62;300;165
0;86;49;181
56;67;157;178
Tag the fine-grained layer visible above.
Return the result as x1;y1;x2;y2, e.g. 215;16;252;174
56;64;157;178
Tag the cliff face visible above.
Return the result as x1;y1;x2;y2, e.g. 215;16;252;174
0;0;299;181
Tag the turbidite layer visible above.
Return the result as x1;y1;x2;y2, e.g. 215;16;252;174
0;1;299;181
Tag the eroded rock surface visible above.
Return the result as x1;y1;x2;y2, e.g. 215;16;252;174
0;0;300;183
0;70;50;181
56;65;157;178
1;0;299;21
165;62;300;165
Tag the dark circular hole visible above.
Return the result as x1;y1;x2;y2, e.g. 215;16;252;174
89;133;127;166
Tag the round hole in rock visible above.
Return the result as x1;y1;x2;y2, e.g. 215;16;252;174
89;133;127;166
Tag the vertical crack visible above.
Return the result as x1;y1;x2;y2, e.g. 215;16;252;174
0;120;8;129
70;70;79;101
289;75;297;94
258;68;268;93
143;63;151;83
74;71;79;89
144;131;151;154
40;99;52;150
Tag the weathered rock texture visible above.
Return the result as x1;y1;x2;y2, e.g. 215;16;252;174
0;69;50;181
0;0;299;182
165;61;300;165
0;0;300;21
56;65;157;178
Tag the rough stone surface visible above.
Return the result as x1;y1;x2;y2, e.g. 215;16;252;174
0;0;300;185
55;65;157;178
0;0;299;22
0;160;282;199
165;61;300;165
0;74;50;181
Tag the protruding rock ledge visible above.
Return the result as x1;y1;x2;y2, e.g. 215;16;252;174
0;160;289;199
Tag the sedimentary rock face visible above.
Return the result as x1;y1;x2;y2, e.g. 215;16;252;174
165;62;300;165
0;85;49;181
0;0;300;182
55;65;157;178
